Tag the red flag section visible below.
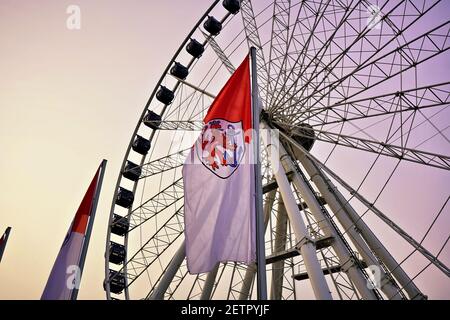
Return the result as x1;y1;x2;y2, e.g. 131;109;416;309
204;55;252;141
71;168;100;234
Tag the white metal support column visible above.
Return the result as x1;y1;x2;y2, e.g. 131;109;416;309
200;263;219;300
281;150;378;300
261;122;332;300
281;131;424;300
271;196;288;300
297;153;405;299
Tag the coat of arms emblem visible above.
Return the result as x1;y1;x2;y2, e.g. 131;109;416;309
196;119;246;179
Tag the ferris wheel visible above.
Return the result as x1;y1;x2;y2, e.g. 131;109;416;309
104;0;450;300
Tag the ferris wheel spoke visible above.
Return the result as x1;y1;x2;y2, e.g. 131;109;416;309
118;207;185;288
203;31;236;75
278;82;450;126
281;130;450;278
298;0;439;108
126;178;184;231
268;0;338;111
161;49;225;122
144;119;204;131
280;0;397;110
286;20;450;124
161;82;213;123
185;273;205;300
308;106;449;156
269;1;333;111
269;0;368;112
274;0;442;117
163;262;192;300
275;121;450;170
170;75;217;99
240;0;270;102
266;0;293;104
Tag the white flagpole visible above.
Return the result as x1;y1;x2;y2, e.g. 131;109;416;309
71;159;107;300
0;227;12;264
250;47;267;300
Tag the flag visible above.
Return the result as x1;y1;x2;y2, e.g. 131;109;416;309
0;227;11;264
41;161;106;300
183;55;256;274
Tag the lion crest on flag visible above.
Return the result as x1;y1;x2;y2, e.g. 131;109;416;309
196;119;246;179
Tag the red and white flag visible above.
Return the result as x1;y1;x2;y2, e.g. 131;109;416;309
183;55;256;274
41;161;105;300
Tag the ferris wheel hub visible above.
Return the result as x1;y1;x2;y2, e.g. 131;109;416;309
262;110;316;152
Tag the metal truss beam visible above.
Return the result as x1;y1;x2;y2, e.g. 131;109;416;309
276;122;450;171
124;178;184;230
271;195;288;300
203;31;236;75
280;82;450;126
107;207;185;288
143;119;203;131
268;0;334;111
148;241;186;300
266;0;291;104
136;148;190;180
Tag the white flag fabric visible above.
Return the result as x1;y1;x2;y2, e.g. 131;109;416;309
183;55;256;274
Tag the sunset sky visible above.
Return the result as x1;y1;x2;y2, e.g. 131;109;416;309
0;0;449;299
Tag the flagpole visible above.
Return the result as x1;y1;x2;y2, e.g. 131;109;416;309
71;159;107;300
250;47;267;300
0;227;12;264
